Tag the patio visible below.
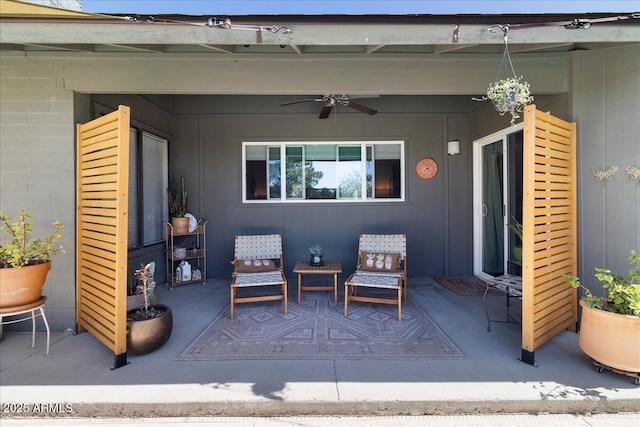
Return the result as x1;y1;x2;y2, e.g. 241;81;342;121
1;276;638;418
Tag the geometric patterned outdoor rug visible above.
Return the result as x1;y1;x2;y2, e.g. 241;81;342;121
176;292;466;361
432;275;506;297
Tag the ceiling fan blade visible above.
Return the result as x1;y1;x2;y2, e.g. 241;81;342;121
345;100;378;116
319;105;333;119
280;98;322;106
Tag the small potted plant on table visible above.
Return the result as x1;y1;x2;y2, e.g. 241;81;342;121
564;245;640;383
309;243;324;266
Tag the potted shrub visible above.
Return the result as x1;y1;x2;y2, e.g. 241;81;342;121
0;210;64;309
127;263;173;355
564;245;640;380
168;176;188;233
309;243;323;266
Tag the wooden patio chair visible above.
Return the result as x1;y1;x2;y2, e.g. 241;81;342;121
344;233;407;321
230;234;288;319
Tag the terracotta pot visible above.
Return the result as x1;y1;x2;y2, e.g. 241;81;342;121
0;261;50;309
127;304;173;355
578;300;640;373
171;217;189;234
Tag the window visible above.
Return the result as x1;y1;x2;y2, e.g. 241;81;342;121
243;141;404;202
128;129;168;248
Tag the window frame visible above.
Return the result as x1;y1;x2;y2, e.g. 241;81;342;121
242;140;405;204
128;127;169;249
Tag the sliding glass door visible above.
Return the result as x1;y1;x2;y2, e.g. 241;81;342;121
473;125;523;279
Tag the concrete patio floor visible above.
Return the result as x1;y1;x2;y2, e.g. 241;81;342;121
1;276;639;419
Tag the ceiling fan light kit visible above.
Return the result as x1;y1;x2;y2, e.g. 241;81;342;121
280;95;378;119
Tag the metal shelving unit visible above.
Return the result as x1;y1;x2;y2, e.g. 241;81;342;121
164;220;207;289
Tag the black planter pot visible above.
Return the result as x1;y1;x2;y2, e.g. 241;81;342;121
126;304;173;355
309;254;324;266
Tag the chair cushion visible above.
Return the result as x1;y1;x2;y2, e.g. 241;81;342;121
235;259;277;273
359;252;401;272
233;271;286;287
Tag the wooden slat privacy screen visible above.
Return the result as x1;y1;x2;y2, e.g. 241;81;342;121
521;105;577;365
76;105;130;369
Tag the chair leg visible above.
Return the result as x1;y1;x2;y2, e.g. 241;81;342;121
282;283;288;315
344;284;349;317
230;286;235;320
397;286;402;322
403;279;408;304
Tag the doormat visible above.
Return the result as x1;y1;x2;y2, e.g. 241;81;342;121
176;292;466;361
432;275;506;297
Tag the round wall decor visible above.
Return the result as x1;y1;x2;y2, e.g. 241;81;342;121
416;158;438;180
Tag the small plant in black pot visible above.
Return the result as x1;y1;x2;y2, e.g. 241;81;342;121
309;243;324;266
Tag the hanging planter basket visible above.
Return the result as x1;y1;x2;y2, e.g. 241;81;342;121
474;24;534;125
485;77;533;125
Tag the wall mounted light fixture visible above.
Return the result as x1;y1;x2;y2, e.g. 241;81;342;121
448;140;461;156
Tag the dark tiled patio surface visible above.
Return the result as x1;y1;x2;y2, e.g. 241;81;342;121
1;276;639;418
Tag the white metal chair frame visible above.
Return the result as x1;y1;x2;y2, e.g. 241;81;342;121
344;233;407;322
230;234;288;319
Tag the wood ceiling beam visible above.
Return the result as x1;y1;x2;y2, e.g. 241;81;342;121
197;44;234;53
2;22;637;47
508;43;574;53
102;43;166;53
289;42;302;54
433;44;478;54
366;45;386;54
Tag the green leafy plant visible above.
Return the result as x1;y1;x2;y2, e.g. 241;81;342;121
507;217;523;242
564;245;640;318
167;176;187;218
0;210;64;268
309;243;323;256
507;217;523;262
474;77;534;126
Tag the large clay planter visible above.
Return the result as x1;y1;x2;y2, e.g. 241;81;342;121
127;304;173;355
578;300;640;373
0;261;50;309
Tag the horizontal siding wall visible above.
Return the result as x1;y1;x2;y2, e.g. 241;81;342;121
571;46;640;295
171;95;473;278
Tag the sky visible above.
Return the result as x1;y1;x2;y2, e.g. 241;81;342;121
80;1;640;16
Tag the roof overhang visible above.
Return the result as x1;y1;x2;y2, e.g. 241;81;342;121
1;6;638;56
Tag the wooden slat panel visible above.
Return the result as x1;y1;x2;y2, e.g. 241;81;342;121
521;105;577;361
76;105;130;364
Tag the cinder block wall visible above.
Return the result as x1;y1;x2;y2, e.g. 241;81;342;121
0;52;77;331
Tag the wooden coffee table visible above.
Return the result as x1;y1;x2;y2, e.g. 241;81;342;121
293;261;342;304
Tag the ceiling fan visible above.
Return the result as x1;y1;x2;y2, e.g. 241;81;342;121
280;95;378;119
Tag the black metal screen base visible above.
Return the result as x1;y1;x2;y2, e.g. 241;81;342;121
111;352;129;370
520;349;537;366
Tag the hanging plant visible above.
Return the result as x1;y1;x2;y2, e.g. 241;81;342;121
473;24;534;126
482;77;533;125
